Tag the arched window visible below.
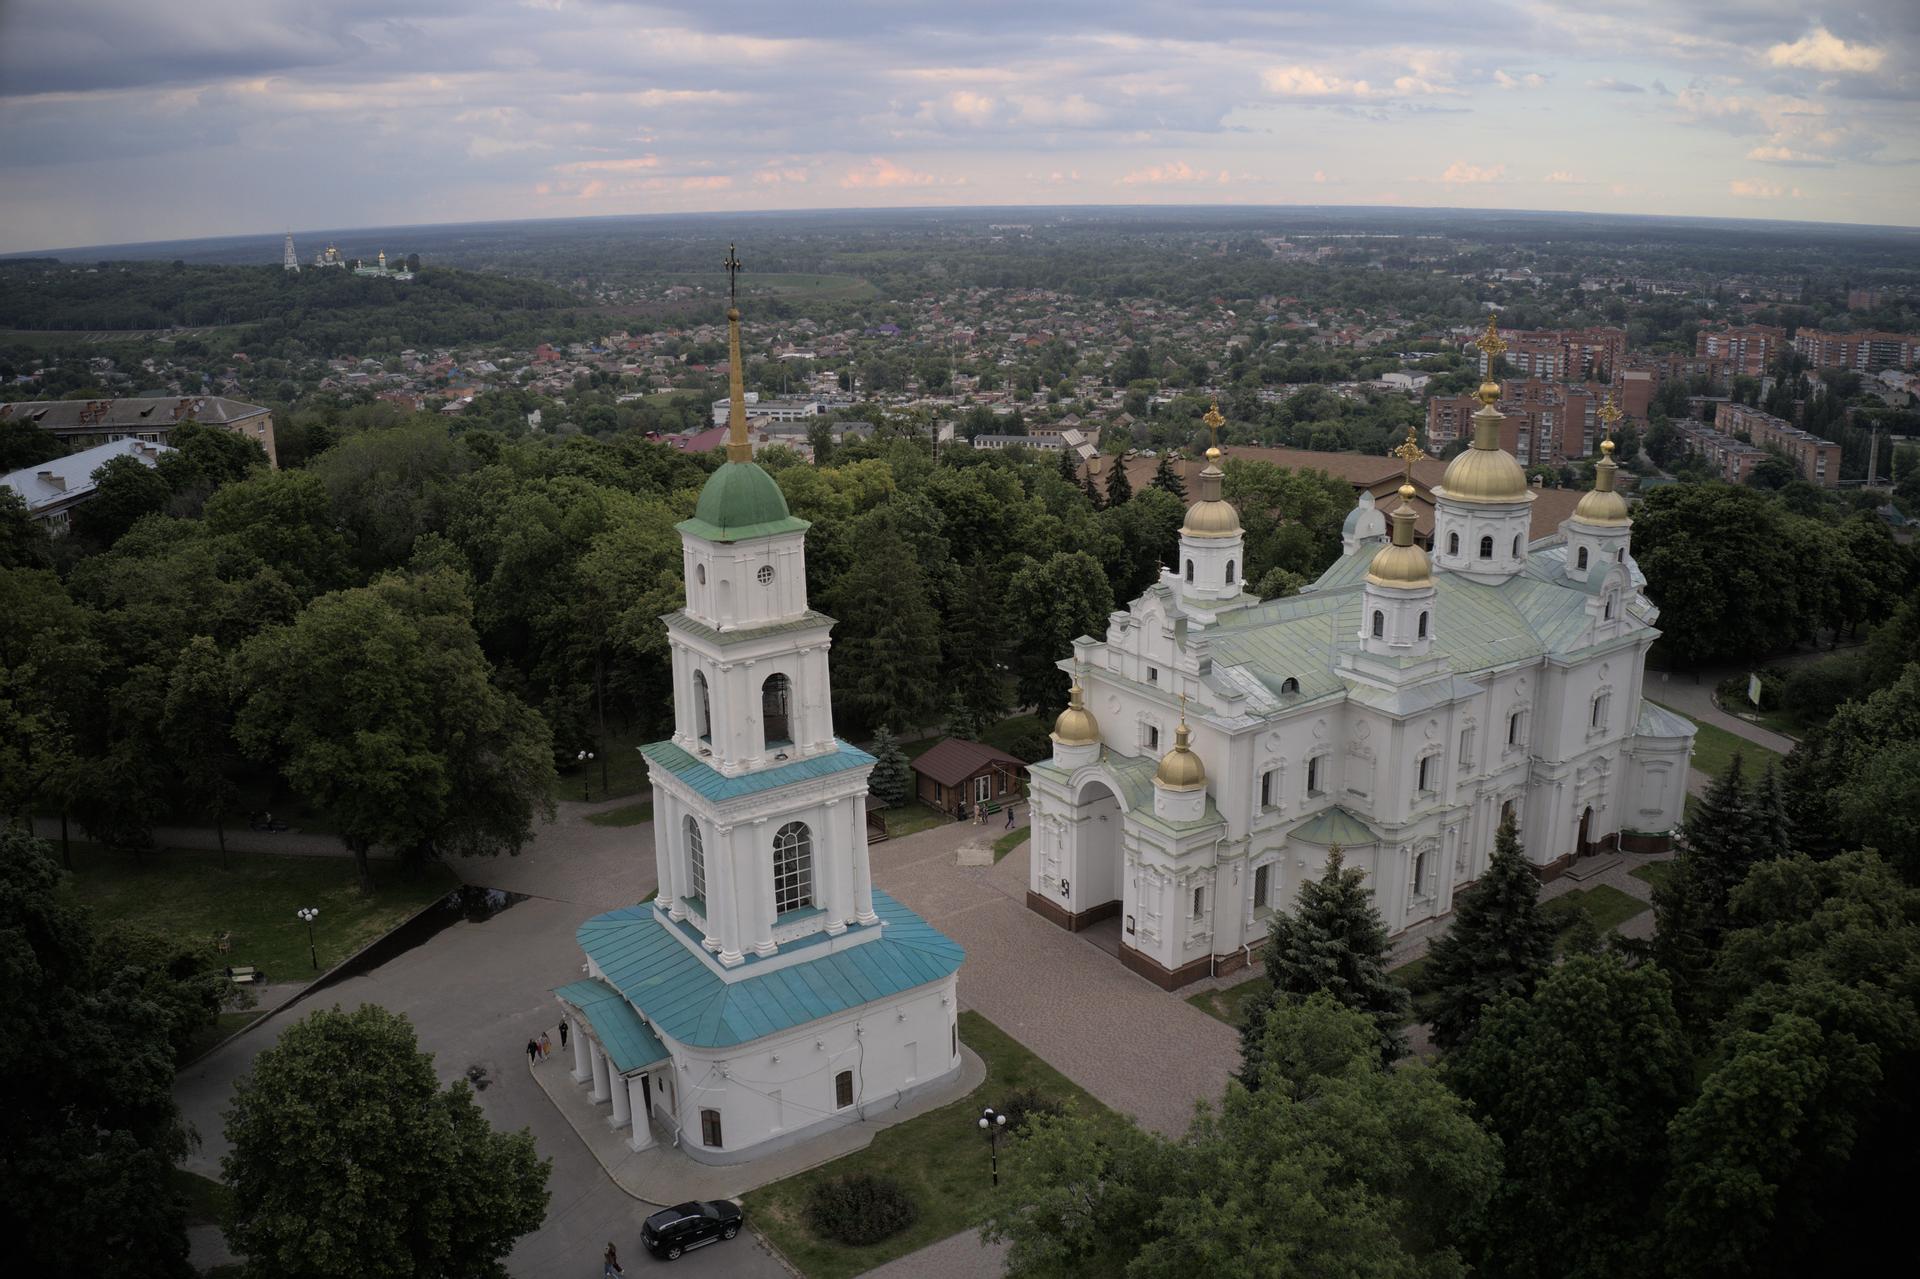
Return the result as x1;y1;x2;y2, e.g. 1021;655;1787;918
1478;535;1494;559
1226;559;1236;583
1512;535;1521;558
1280;677;1300;695
1184;560;1194;583
1508;711;1522;745
773;821;814;913
1413;849;1431;897
1576;546;1588;570
684;817;706;904
1448;532;1460;556
696;563;707;586
761;673;792;748
1604;595;1615;620
1371;610;1385;638
693;671;711;742
1417;611;1429;639
1616;547;1625;562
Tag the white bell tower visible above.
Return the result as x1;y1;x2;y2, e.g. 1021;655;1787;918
1169;399;1246;611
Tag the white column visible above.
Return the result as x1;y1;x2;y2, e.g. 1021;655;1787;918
609;1070;632;1128
626;1077;653;1150
570;1022;591;1083
656;790;680;915
851;800;879;925
822;798;847;936
754;816;778;957
590;1044;611;1103
708;824;737;961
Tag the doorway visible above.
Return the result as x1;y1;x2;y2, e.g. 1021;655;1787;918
1578;806;1593;857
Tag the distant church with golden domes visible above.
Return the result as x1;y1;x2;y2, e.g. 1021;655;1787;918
1026;317;1694;988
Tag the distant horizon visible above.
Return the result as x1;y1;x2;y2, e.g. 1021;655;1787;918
10;200;1918;264
3;3;1915;254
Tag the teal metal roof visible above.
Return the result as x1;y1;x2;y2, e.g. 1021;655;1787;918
681;461;810;543
1636;700;1696;740
641;738;875;803
577;890;963;1050
553;978;672;1073
1290;805;1380;847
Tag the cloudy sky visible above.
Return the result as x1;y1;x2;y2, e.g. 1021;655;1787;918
2;1;1916;252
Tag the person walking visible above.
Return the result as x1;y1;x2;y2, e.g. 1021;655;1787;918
525;1037;540;1067
1006;803;1016;829
559;1017;569;1049
603;1242;624;1276
539;1031;552;1059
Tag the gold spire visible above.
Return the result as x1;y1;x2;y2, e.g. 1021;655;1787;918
1367;479;1432;587
1440;317;1530;504
1051;671;1101;746
1182;398;1241;537
1474;314;1507;408
1574;393;1630;524
1154;695;1207;790
723;243;750;463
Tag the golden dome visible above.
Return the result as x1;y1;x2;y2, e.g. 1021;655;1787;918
1440;408;1530;504
1051;679;1101;746
1182;495;1242;537
1573;438;1630;525
1154;716;1207;791
1367;483;1432;587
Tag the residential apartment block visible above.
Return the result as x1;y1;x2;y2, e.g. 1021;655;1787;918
1695;324;1787;378
1791;329;1919;374
1426;378;1603;463
1715;402;1841;487
0;396;277;468
1461;325;1627;382
1677;422;1767;485
0;438;172;535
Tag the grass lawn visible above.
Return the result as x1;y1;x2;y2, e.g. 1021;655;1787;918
992;830;1028;863
1185;973;1267;1027
1541;883;1650;946
66;845;457;979
1648;702;1785;782
172;1168;233;1228
584;801;653;828
873;800;949;840
745;1011;1117;1279
981;714;1047;759
901;736;942;760
571;728;654;802
1630;860;1678;892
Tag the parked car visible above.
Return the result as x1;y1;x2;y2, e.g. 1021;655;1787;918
639;1200;744;1260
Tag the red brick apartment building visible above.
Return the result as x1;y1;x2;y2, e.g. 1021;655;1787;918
1715;403;1841;487
1695;324;1787;378
1460;326;1627;382
1426;379;1603;463
1791;330;1919;374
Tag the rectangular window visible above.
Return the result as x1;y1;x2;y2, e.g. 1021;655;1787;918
1147;666;1159;684
1413;851;1430;897
952;1023;957;1059
1192;886;1205;919
976;775;991;803
1260;770;1274;808
700;1108;723;1148
1508;712;1522;746
1143;723;1160;751
1458;727;1474;767
835;1070;854;1109
1253;864;1270;909
1417;756;1433;792
1307;756;1323;796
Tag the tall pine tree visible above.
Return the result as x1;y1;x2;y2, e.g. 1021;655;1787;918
1056;447;1080;487
1420;814;1557;1050
942;557;1008;732
1239;846;1411;1079
1149;453;1187;501
826;514;943;736
866;726;913;807
1105;454;1135;506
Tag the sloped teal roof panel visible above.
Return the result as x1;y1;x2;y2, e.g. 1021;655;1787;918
577;889;963;1050
552;979;672;1073
1290;805;1381;847
641;738;876;803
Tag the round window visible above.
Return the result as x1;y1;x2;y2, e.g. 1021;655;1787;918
757;565;775;585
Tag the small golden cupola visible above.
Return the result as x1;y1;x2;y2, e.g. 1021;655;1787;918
1181;400;1242;538
1360;430;1439;659
1051;676;1101;747
1438;315;1531;505
1368;430;1433;588
1154;710;1207;791
1174;400;1247;605
1573;396;1631;526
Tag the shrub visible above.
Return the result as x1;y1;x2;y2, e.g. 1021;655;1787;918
1781;653;1868;721
998;1087;1065;1135
1006;729;1051;764
804;1173;918;1246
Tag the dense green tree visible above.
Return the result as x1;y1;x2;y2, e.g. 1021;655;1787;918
828;510;944;735
153;420;267;512
0;487;51;569
0;828;194;1277
222;1004;551;1279
867;726;913;807
1421;815;1557;1049
0;567;99;833
1104;453;1134;505
1148;453;1186;500
235;567;555;891
1006;551;1113;715
162;635;241;865
74;453;171;545
942;557;1009;732
1239;847;1411;1073
1448;953;1692;1279
987;995;1498;1279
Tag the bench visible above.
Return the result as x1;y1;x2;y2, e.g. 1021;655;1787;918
227;966;263;985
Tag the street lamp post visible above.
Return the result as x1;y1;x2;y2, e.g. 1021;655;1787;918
577;750;595;802
977;1106;1008;1187
297;906;319;971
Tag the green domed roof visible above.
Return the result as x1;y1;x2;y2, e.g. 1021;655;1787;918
680;461;809;543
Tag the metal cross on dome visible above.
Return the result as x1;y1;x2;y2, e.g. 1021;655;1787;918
1474;314;1507;372
724;242;742;304
1202;398;1225;451
1598;392;1623;432
1391;424;1425;482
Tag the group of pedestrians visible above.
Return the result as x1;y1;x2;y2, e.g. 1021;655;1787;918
524;1016;570;1067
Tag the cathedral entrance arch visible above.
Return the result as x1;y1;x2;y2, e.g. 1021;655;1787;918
1061;778;1124;930
1578;805;1593;857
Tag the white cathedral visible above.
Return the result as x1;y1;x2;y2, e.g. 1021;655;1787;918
1027;319;1695;988
554;275;963;1162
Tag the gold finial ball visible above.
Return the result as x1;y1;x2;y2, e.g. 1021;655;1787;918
1601;438;1616;456
728;307;740;321
1206;446;1222;462
1399;482;1416;500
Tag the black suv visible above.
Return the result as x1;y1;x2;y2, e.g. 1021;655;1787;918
639;1200;744;1260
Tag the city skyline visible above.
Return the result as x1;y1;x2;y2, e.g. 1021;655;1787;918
2;1;1918;253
